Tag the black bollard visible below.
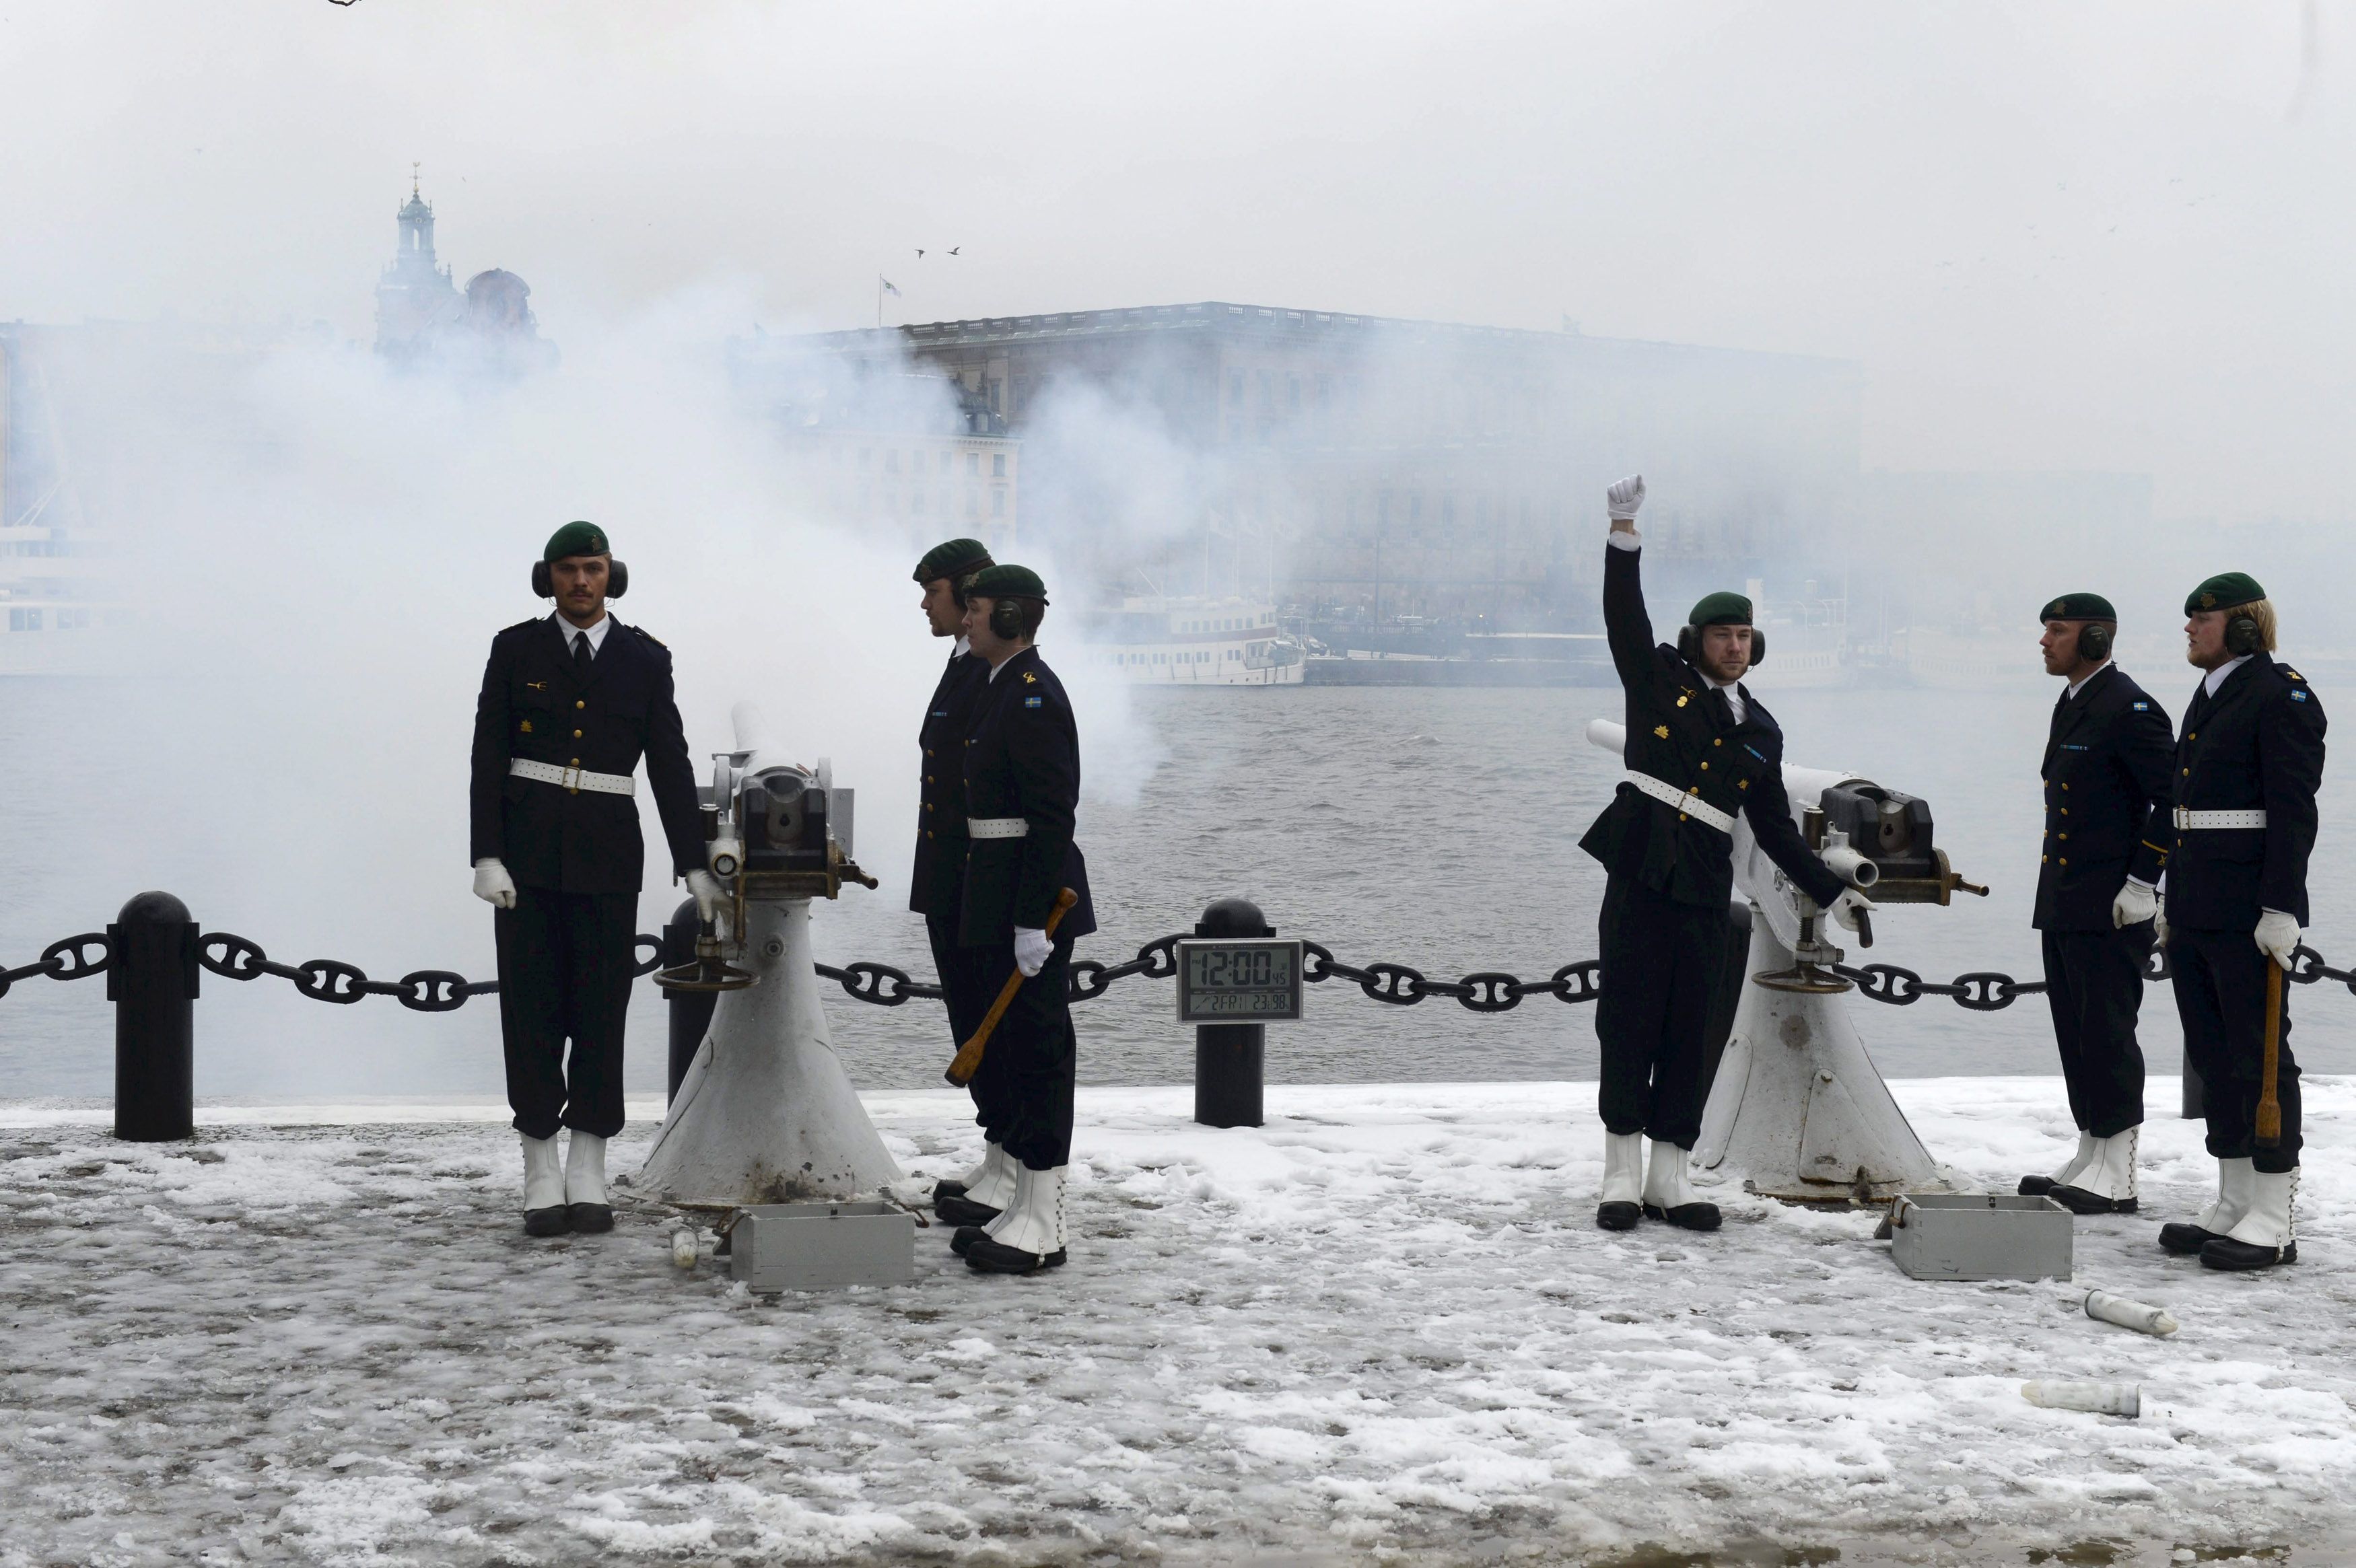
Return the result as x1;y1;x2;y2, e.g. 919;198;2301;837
1698;900;1753;1100
108;891;198;1141
1193;896;1271;1129
663;897;718;1104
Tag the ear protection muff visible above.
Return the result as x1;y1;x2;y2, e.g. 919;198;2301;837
1677;625;1765;667
989;597;1023;640
2077;620;2112;662
532;559;629;600
2224;612;2261;657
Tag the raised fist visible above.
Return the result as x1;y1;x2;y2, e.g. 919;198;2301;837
1606;475;1647;522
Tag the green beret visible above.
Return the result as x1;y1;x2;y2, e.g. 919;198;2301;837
913;537;993;585
543;520;610;562
1686;591;1752;628
2040;592;2116;623
2186;572;2265;615
967;563;1047;604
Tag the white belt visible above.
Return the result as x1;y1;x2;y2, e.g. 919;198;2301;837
1624;770;1736;834
510;758;637;797
2174;807;2266;830
967;816;1030;839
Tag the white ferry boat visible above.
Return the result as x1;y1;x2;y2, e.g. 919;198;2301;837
1078;596;1307;686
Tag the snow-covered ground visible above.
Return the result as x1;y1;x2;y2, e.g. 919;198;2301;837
3;1077;2351;1567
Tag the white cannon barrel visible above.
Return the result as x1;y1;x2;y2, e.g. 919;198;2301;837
1822;844;1879;888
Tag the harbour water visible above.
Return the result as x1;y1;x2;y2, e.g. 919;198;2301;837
4;670;2351;1098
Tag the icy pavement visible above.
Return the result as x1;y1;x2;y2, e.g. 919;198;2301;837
3;1079;2352;1567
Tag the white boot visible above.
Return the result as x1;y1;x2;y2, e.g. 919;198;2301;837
1641;1139;1722;1231
2205;1168;2299;1270
521;1133;568;1236
961;1143;1019;1209
2052;1127;2139;1214
1596;1131;1645;1229
2161;1156;2252;1254
2022;1132;2096;1195
565;1131;613;1233
968;1164;1068;1271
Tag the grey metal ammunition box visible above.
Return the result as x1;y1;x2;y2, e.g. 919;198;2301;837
1887;1192;2073;1282
728;1200;914;1291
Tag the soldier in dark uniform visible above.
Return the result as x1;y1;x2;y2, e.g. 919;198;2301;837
901;538;1018;1229
2154;573;2325;1271
2016;593;2175;1214
469;522;720;1237
1579;475;1873;1232
946;564;1097;1274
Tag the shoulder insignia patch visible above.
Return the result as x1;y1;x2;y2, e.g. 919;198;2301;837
2132;700;2149;710
2283;668;2305;681
1023;671;1038;684
1025;695;1043;709
2291;689;2310;703
1654;725;1671;739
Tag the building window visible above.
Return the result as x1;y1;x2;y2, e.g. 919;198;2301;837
1288;376;1301;411
966;451;981;476
885;450;900;474
966;488;979;517
858;448;872;470
992;491;1006;517
1228;369;1244;404
911;489;924;515
992;453;1006;477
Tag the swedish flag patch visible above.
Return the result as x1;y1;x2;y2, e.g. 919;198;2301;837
1025;695;1043;709
2291;689;2310;703
2133;701;2149;711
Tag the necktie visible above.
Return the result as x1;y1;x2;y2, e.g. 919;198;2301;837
573;631;593;675
1710;687;1735;727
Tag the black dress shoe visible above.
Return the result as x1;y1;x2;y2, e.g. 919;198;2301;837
1595;1201;1640;1231
2017;1174;2058;1196
2159;1221;2228;1255
964;1237;1067;1273
2201;1236;2297;1271
567;1202;614;1234
951;1224;986;1256
1644;1201;1723;1232
934;1192;1003;1227
932;1179;970;1203
524;1206;571;1238
2048;1184;2138;1216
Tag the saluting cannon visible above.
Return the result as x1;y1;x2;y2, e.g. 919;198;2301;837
1587;720;1988;1201
631;702;903;1207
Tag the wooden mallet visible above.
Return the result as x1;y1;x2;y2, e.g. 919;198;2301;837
2257;957;2285;1147
946;888;1078;1088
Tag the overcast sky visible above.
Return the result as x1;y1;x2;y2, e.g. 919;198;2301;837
1;3;2348;522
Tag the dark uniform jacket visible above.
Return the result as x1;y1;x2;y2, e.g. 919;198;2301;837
910;645;991;917
1578;543;1845;911
2166;652;2326;930
2033;663;2176;931
958;646;1097;946
469;613;703;895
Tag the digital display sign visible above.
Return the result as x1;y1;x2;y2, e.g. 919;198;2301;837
1175;938;1305;1024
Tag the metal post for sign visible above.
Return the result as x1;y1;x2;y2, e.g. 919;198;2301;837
1193;897;1272;1129
662;897;718;1105
109;890;197;1142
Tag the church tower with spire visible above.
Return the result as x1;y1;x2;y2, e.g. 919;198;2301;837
374;166;461;360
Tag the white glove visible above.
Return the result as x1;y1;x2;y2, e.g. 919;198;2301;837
2111;880;2157;929
684;869;726;924
1013;926;1051;978
1828;888;1876;933
1606;474;1647;523
472;857;517;910
2254;909;2302;971
2151;894;2169;950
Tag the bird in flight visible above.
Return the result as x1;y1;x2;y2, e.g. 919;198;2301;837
947;247;961;256
915;248;926;259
